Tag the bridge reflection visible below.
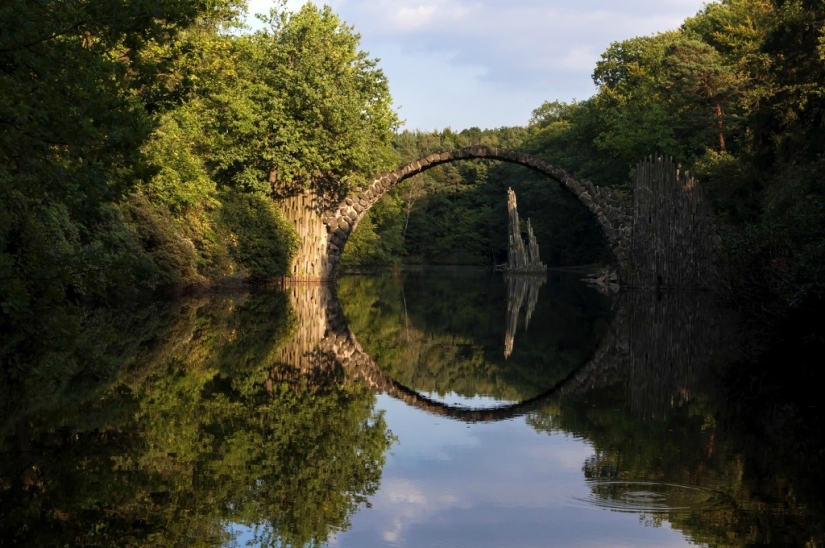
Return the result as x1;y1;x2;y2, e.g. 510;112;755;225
273;282;725;422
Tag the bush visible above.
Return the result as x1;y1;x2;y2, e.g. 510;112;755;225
218;192;298;278
121;193;203;286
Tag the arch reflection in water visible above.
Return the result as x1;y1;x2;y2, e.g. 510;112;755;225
280;274;726;424
283;271;611;418
3;279;822;547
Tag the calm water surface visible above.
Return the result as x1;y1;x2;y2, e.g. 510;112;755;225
1;269;823;547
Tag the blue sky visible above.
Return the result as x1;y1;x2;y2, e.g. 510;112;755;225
247;0;712;131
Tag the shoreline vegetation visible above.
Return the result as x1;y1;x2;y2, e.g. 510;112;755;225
2;0;824;405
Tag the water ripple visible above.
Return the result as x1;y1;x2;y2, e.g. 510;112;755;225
577;481;726;514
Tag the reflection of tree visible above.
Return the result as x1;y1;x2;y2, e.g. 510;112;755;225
526;290;825;547
0;291;393;547
503;274;545;359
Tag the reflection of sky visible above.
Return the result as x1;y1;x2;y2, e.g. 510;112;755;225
326;395;697;548
416;391;519;408
228;394;698;547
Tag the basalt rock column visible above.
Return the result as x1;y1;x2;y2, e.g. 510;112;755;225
506;188;547;273
277;192;331;281
628;156;718;288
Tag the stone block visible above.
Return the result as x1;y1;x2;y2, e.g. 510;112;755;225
566;179;582;195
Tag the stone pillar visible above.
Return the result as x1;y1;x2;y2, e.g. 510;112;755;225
276;191;331;281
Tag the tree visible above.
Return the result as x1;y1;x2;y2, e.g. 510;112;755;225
0;0;245;400
662;39;740;154
191;3;401;200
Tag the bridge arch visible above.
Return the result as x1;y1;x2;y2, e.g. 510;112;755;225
321;146;632;280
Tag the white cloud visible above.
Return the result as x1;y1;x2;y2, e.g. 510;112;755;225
377;478;462;543
246;0;712;129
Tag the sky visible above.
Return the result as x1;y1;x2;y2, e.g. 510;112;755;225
246;0;713;131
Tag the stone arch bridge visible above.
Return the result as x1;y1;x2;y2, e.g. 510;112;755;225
278;148;716;288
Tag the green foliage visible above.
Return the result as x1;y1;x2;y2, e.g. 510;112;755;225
514;0;825;319
218;192;298;277
588;31;746;177
0;289;394;547
1;0;402;388
0;0;245;393
166;4;400;198
121;193;203;286
141;111;218;215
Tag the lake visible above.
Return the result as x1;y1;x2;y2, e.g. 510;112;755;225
1;269;823;547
